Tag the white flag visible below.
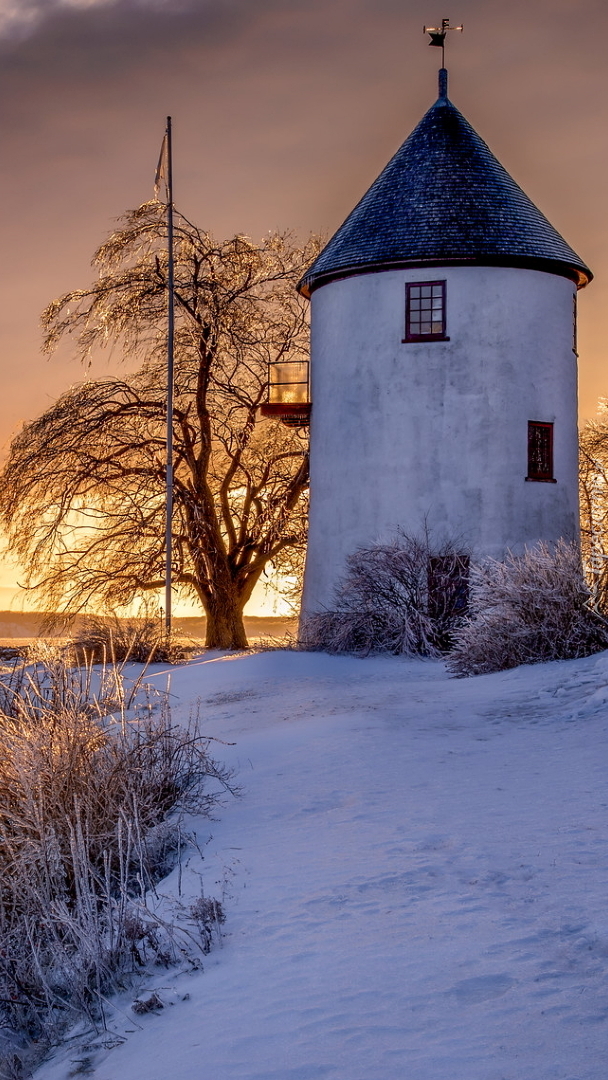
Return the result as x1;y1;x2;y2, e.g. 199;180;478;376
154;132;169;201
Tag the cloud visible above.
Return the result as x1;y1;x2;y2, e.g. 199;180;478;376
0;0;194;40
0;0;103;38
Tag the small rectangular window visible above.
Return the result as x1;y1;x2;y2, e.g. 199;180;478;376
404;281;447;342
427;554;470;650
527;421;554;482
427;554;470;621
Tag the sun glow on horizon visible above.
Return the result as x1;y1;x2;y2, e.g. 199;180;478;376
0;556;297;620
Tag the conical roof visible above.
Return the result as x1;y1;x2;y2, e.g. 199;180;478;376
299;74;591;296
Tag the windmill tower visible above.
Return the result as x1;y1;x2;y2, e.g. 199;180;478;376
297;37;592;619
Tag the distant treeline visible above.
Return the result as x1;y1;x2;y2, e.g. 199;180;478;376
0;612;296;641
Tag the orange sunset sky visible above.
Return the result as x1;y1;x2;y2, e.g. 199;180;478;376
0;0;606;614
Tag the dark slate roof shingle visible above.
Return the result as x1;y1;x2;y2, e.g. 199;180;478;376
299;84;591;296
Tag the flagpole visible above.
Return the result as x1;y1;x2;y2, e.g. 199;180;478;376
164;116;174;638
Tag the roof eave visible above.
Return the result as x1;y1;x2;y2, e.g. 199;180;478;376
298;253;592;298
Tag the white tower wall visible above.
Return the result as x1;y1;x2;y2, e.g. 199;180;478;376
302;264;579;615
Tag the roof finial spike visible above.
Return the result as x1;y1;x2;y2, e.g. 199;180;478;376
438;68;448;98
423;18;463;70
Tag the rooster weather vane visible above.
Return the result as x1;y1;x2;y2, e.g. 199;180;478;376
423;18;463;67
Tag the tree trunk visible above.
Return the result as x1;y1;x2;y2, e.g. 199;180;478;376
204;592;249;649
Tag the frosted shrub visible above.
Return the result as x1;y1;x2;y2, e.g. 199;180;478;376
300;535;469;656
447;540;608;677
0;653;233;1074
71;612;186;664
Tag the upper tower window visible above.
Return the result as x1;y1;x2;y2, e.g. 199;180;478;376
404;281;447;342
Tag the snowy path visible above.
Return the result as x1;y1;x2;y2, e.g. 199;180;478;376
37;651;608;1080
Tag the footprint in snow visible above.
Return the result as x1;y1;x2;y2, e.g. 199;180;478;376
446;974;515;1004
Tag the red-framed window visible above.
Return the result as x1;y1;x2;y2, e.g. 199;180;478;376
527;421;554;482
404;281;447;342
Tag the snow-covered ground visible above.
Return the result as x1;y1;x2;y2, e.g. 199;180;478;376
36;649;608;1080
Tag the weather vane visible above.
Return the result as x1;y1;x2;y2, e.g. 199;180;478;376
423;18;463;67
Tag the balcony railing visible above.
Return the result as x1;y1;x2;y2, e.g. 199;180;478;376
260;360;311;427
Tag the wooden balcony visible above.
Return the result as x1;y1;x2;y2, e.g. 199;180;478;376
259;402;311;427
261;359;311;428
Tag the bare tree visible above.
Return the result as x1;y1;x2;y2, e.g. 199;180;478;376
579;414;608;610
0;203;319;648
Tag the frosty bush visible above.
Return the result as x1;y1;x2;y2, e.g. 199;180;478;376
0;652;233;1074
300;535;469;656
71;612;186;665
447;540;608;677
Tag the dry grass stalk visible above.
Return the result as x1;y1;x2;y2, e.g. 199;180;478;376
0;650;233;1075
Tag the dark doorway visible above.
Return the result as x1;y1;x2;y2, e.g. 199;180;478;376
427;554;470;643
